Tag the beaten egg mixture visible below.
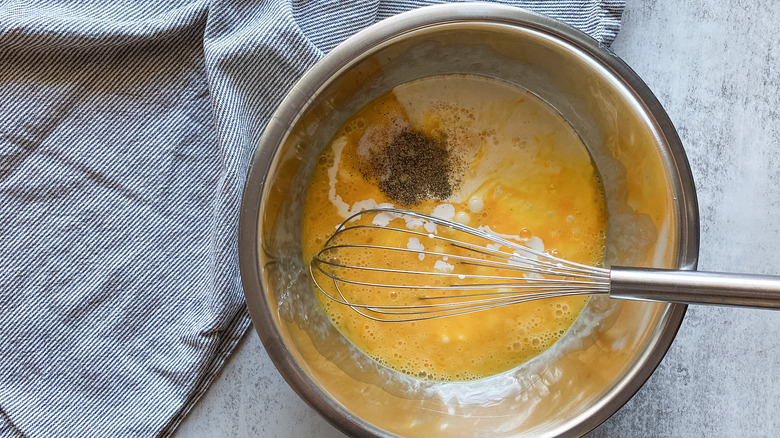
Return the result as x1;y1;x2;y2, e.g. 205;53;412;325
302;75;608;381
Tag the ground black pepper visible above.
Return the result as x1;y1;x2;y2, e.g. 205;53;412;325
362;128;462;206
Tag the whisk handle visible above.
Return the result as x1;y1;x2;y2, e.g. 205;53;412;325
609;267;780;309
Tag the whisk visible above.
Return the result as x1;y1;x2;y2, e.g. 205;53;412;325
309;207;780;322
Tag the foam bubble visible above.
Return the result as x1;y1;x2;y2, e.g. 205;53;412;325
407;237;425;261
468;197;484;213
454;211;470;225
432;203;456;221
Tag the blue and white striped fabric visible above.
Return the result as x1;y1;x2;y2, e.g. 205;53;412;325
0;1;625;436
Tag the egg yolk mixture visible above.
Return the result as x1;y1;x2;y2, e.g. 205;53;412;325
302;75;608;381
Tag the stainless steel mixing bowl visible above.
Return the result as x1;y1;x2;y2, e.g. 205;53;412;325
238;4;699;437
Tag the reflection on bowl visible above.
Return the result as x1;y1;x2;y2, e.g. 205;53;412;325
239;4;698;437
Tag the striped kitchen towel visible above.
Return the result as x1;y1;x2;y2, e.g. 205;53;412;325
0;1;625;436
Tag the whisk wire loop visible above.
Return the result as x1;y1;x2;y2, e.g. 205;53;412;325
309;208;610;322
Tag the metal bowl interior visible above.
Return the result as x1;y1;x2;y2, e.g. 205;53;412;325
239;4;699;437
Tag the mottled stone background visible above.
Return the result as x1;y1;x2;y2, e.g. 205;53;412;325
175;0;780;436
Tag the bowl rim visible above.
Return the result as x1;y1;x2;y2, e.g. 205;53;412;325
238;3;700;437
